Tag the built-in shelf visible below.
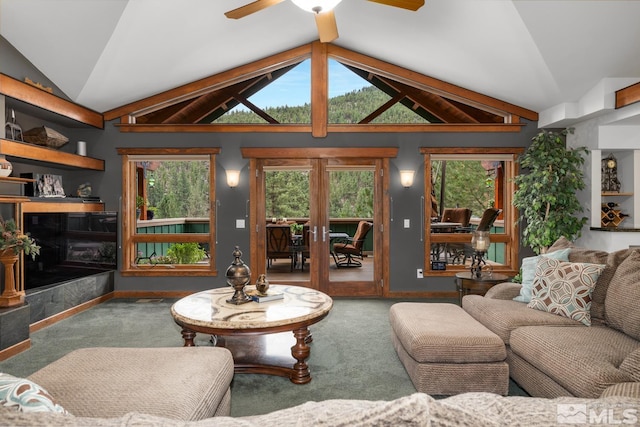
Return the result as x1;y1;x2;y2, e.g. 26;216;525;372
602;192;633;196
0;176;34;184
0;74;103;129
590;227;640;232
22;201;105;213
591;149;639;229
0;139;104;170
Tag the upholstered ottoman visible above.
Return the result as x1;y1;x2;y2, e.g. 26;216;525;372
390;302;508;395
27;347;234;420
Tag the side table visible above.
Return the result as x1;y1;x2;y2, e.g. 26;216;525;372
455;272;510;305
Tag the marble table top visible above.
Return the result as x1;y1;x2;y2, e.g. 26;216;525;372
171;285;333;330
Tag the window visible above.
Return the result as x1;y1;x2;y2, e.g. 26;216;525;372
421;148;523;275
117;148;219;276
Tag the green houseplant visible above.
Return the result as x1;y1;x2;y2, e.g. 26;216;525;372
512;128;588;254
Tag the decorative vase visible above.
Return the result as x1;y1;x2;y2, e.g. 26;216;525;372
0;155;13;178
255;274;270;295
225;246;252;305
0;249;23;307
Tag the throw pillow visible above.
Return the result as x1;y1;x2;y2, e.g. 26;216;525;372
527;257;605;326
0;373;68;414
513;248;571;303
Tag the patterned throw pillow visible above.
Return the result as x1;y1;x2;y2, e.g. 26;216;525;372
513;248;571;303
527;257;605;326
0;373;68;414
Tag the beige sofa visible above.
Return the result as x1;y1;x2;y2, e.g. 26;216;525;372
463;237;640;399
2;391;639;426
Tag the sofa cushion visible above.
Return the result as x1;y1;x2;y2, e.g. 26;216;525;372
605;250;640;340
510;325;640;398
547;237;634;325
462;295;580;345
526;257;605;326
513;248;571;303
0;373;68;414
619;348;640;382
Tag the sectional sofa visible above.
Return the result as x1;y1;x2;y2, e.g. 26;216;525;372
2;390;639;426
463;237;640;399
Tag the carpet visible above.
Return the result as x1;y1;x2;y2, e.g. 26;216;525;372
0;297;528;417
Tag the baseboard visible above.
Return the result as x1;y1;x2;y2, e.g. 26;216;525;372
0;339;30;362
29;293;114;333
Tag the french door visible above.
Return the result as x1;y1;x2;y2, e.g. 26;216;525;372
243;148;394;297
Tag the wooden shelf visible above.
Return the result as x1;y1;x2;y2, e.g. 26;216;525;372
0;196;30;203
0;139;104;171
0;74;103;129
602;192;633;196
22;201;105;213
0;176;35;184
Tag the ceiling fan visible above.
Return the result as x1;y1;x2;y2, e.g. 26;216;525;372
224;0;425;43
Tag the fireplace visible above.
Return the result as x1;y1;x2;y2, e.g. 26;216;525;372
23;211;117;290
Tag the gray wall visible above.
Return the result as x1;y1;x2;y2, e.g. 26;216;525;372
1;36;538;295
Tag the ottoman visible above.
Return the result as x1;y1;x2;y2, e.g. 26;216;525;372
27;347;234;420
390;302;508;395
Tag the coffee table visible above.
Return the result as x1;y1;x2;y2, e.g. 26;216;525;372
171;284;333;384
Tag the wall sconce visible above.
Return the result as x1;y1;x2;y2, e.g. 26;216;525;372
226;170;240;188
399;170;415;188
470;230;491;278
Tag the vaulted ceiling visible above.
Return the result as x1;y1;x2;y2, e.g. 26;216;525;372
2;0;640;126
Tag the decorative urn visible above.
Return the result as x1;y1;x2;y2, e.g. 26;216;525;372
225;246;252;304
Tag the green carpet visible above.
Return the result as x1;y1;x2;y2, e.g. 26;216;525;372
0;297;528;417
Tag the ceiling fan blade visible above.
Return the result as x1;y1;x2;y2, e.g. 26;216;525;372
315;10;338;43
225;0;286;19
367;0;424;11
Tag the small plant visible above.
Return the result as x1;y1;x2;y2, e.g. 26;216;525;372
0;218;40;259
136;196;145;209
290;223;303;235
167;243;207;264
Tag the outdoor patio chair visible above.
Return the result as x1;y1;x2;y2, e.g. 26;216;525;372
332;221;373;268
266;224;292;268
441;207;472;227
449;208;501;265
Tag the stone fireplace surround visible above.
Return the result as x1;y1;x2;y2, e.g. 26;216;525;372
0;271;114;356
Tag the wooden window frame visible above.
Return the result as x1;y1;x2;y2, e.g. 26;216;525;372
117;147;219;276
421;147;522;276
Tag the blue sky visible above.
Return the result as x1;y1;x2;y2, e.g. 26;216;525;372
242;59;369;109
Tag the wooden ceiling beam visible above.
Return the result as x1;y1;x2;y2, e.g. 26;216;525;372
359;93;405;124
375;76;478;123
162;76;267;124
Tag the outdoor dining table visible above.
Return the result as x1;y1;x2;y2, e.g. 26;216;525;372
430;222;462;262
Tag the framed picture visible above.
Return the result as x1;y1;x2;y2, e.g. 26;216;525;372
21;173;66;198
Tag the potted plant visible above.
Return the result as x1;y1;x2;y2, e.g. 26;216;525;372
512;128;588;254
136;195;145;219
0;217;40;259
0;218;40;307
290;223;303;236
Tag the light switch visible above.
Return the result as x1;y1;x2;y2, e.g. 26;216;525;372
236;219;245;228
403;219;410;228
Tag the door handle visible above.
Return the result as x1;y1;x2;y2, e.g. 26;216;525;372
310;226;317;242
322;226;327;242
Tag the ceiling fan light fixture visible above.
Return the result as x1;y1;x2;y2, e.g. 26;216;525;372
291;0;342;14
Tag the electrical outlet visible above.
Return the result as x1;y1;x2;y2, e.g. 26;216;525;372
417;268;423;279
